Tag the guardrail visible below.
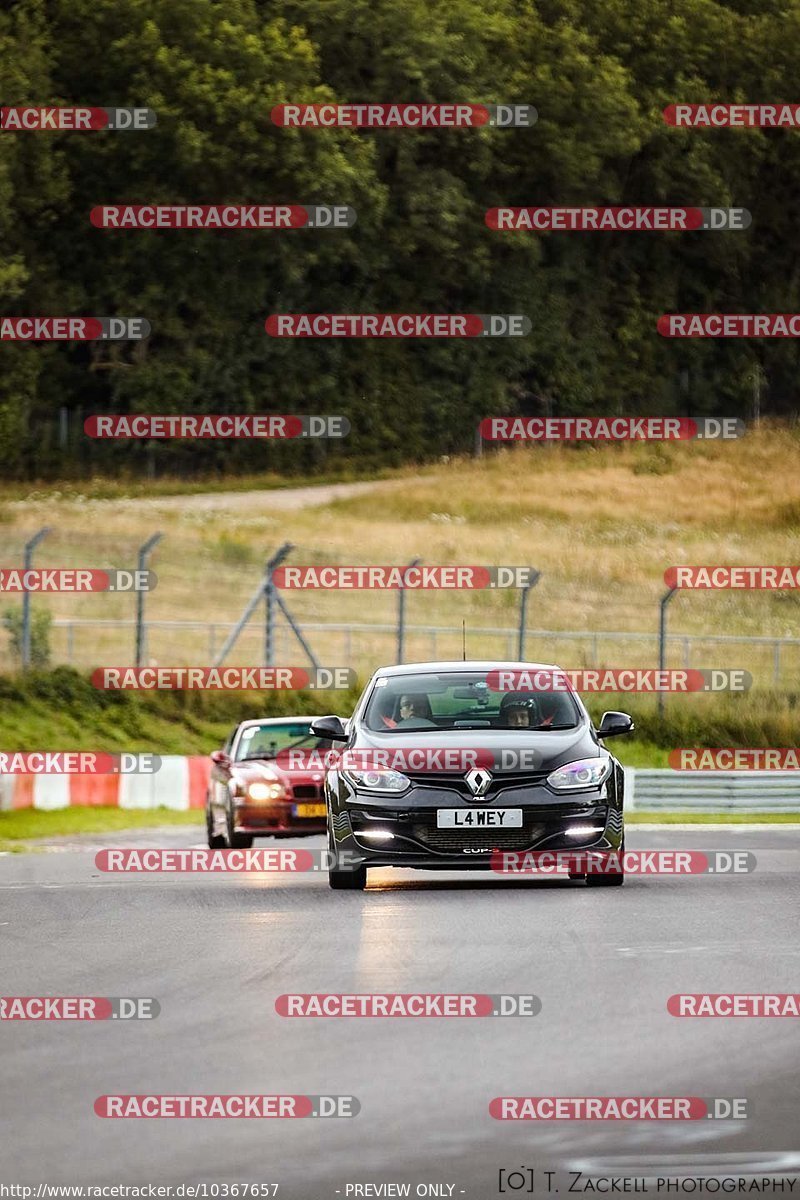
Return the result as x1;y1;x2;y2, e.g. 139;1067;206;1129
626;769;800;812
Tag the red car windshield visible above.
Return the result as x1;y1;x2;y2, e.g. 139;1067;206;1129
234;723;332;761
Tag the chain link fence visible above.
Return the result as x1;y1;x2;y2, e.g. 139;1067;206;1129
9;617;795;687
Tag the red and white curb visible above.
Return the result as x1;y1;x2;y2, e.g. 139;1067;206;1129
0;757;210;811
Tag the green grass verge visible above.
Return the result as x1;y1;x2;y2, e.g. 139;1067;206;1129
0;667;362;753
627;811;800;824
0;805;201;850
606;741;669;768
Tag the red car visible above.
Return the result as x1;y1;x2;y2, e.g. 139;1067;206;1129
205;717;335;848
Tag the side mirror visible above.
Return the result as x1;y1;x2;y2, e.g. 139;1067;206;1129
597;711;634;739
311;715;349;742
210;750;231;767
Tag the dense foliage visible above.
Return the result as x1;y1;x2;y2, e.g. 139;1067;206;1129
2;0;799;478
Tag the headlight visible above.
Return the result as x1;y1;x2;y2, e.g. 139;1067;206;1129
547;758;611;792
344;768;411;794
247;781;286;802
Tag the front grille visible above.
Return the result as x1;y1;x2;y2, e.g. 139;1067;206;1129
404;770;551;799
412;822;544;853
292;784;321;800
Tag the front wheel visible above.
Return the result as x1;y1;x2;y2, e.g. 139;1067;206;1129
329;863;367;890
226;807;253;850
327;820;366;889
206;803;226;849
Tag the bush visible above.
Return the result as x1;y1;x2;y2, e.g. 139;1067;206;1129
2;606;52;668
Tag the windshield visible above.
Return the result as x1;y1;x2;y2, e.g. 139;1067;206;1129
233;723;332;761
362;671;580;733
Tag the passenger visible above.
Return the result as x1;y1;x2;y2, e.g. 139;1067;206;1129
396;693;436;728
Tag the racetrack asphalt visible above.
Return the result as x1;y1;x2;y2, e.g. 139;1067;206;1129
1;827;798;1192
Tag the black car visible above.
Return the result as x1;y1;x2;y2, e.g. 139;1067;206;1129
311;661;633;890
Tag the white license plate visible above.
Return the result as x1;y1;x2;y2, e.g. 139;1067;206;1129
436;808;523;828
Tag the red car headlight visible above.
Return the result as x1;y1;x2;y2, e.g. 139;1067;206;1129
247;780;287;802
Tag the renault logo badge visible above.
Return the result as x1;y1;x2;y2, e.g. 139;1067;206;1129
465;767;492;798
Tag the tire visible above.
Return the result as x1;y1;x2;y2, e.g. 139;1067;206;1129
226;807;253;850
586;834;625;887
327;819;366;889
206;803;226;849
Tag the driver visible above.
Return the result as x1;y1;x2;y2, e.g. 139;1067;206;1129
500;695;540;728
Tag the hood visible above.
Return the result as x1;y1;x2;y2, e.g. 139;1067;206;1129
351;723;601;773
231;758;325;785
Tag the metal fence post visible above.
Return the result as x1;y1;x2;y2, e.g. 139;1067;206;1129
265;544;293;666
213;542;293;668
22;527;51;669
273;591;320;671
265;577;276;666
397;558;421;664
135;533;163;668
517;569;541;659
658;586;678;718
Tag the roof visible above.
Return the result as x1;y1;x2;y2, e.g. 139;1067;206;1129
370;660;562;677
236;715;317;729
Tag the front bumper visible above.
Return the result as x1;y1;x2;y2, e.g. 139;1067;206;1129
329;795;623;870
234;802;326;837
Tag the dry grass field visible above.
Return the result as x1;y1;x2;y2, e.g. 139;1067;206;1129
1;426;799;684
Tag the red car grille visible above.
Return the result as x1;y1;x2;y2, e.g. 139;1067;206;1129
291;784;322;800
